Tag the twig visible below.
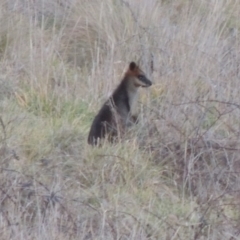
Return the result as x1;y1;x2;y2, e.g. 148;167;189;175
0;116;6;145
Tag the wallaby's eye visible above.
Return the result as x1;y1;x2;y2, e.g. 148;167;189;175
138;75;145;81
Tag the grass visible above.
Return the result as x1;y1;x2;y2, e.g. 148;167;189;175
1;0;240;239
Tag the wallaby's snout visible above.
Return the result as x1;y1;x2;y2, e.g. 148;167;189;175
137;75;152;87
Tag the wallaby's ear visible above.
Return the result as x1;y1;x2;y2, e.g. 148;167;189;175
129;62;137;71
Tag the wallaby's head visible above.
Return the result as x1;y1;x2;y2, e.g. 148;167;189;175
126;62;152;88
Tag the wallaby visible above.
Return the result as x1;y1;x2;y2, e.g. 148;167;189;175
88;62;152;145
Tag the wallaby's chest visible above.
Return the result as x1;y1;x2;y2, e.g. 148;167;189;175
110;80;139;117
127;90;138;114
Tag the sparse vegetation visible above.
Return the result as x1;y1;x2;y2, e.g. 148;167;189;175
1;0;240;239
